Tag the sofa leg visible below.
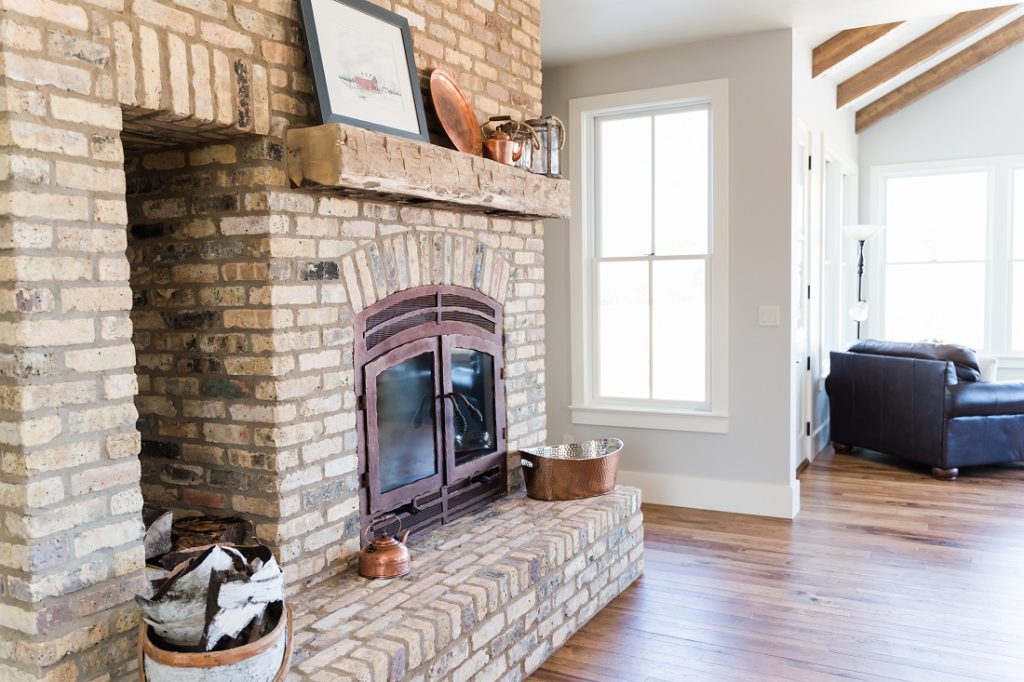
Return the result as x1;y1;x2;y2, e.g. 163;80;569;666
931;467;959;481
832;442;853;454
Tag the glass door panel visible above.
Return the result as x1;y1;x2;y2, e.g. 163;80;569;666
450;347;497;466
374;351;439;493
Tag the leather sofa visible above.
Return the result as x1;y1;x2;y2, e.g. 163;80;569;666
825;340;1024;479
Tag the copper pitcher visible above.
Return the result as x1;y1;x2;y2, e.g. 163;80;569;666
358;518;411;579
482;117;524;166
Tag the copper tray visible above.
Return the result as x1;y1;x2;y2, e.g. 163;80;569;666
430;68;482;156
520;438;623;501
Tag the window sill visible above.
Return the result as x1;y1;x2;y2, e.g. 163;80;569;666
570;405;729;434
995;356;1024;370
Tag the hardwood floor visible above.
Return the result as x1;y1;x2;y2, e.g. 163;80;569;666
531;449;1024;682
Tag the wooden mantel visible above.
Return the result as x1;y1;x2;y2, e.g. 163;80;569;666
286;123;570;220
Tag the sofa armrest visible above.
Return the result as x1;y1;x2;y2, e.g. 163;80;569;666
947;381;1024;418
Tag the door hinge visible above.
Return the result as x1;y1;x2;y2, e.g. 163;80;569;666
356;395;366;411
806;356;811;371
807;284;811;300
359;472;368;488
807;155;812;171
500;367;505;380
501;427;506;439
805;422;811;436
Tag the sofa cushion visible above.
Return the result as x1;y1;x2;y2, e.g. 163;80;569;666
948;381;1024;417
849;339;981;383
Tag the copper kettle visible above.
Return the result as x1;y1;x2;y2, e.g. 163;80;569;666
482;117;524;166
358;518;411;579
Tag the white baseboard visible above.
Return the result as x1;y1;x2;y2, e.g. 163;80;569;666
812;418;830;457
618;470;800;519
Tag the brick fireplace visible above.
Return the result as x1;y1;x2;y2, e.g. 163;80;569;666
0;0;644;679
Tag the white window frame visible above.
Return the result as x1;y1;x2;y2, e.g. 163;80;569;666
569;79;730;433
869;154;1024;369
821;149;859;379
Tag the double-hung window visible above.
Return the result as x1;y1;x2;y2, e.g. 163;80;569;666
871;157;1024;362
570;80;729;433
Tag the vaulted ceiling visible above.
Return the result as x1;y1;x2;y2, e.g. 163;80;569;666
813;5;1024;132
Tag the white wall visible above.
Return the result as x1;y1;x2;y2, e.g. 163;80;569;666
858;41;1024;380
542;30;801;517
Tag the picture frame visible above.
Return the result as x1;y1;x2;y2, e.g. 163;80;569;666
298;0;430;142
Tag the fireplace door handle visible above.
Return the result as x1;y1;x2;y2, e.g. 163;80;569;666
441;392;484;422
439;392;465;429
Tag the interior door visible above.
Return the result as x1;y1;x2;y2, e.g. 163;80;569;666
793;125;814;471
364;336;445;515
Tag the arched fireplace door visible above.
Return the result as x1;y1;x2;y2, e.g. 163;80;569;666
354;285;508;538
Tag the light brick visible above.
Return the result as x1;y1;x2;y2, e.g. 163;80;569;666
73;519;142;557
50;96;121;129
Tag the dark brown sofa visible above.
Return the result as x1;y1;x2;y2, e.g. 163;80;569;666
825;340;1024;479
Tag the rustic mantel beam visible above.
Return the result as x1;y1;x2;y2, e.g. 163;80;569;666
286;123;570;220
837;5;1018;108
856;15;1024;132
812;22;904;77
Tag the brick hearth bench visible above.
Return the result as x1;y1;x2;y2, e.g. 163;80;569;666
285;487;643;681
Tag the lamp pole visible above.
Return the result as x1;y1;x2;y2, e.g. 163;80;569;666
843;224;883;342
855;238;866;340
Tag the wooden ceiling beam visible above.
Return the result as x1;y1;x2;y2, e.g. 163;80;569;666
856;15;1024;133
838;5;1019;108
813;22;904;78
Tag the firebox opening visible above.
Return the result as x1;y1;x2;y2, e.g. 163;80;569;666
124;133;276;546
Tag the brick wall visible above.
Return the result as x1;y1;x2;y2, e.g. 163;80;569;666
0;0;545;678
0;43;146;682
120;0;540;145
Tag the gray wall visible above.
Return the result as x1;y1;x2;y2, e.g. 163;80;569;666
542;30;801;516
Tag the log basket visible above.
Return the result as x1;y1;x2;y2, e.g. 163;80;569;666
519;438;623;501
137;603;292;681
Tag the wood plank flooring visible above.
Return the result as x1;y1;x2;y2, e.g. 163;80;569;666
531;449;1024;682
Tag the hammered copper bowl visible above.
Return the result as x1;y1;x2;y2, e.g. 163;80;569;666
519;438;623;501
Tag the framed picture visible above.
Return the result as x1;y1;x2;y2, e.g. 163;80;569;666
299;0;429;142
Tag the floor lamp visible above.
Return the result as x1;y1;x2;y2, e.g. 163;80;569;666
843;224;885;340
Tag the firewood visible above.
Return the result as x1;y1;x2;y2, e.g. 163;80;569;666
202;550;283;651
172;516;248;550
144;563;171;595
160;542;240;570
136;545;243;648
142;505;173;559
137;543;285;655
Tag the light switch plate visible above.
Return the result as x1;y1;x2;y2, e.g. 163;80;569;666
758;305;780;327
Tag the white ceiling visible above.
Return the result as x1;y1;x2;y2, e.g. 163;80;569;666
540;0;1017;67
